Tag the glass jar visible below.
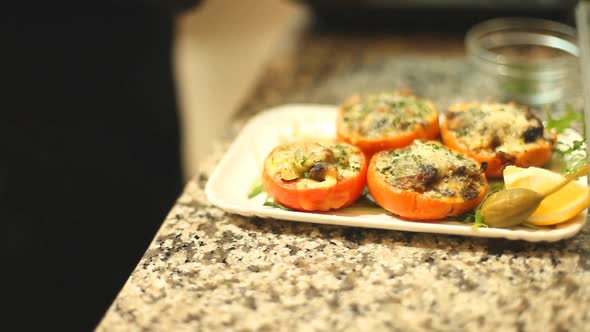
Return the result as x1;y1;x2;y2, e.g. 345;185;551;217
466;17;579;105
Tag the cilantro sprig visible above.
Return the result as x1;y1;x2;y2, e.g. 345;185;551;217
545;104;584;134
554;138;588;175
545;103;588;175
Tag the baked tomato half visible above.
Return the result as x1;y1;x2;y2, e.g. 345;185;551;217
262;140;367;212
336;89;440;159
367;141;488;220
440;102;555;178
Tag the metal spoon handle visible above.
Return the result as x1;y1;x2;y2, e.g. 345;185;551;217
541;163;589;197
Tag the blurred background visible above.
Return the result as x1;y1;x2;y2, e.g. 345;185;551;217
178;0;577;178
4;0;582;330
175;0;306;179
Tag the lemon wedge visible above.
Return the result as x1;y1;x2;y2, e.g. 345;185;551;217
503;166;590;225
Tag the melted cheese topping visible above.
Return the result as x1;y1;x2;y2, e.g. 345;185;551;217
374;141;484;200
446;103;552;154
341;91;437;138
265;141;363;189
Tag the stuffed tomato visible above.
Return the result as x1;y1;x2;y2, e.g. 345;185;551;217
262;140;367;211
336;89;440;159
367;141;488;220
440;102;555;178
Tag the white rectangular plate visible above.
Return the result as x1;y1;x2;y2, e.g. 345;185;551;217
205;104;587;242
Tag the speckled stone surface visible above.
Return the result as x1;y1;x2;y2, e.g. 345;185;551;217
96;34;590;331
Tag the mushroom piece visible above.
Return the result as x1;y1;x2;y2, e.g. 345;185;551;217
308;162;338;182
279;165;299;181
300;145;336;169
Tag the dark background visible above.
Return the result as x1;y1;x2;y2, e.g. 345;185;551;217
300;0;578;31
5;1;196;330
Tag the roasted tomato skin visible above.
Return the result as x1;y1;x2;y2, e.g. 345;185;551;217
262;142;367;212
337;113;440;160
336;91;440;159
439;102;555;178
441;121;554;178
367;145;488;220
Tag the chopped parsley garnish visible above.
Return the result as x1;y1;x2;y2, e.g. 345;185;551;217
294;149;306;166
342;92;436;137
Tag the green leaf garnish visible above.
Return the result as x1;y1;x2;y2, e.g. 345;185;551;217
458;213;472;224
457;183;501;228
472;209;488;228
248;177;264;199
247;177;291;210
521;222;541;229
339;189;383;213
571;139;586;151
554;138;588;175
545;103;583;134
263;197;290;210
565;156;589;175
457;209;488;228
488;181;505;194
546;103;587;174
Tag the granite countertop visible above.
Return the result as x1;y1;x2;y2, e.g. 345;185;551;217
96;33;590;331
